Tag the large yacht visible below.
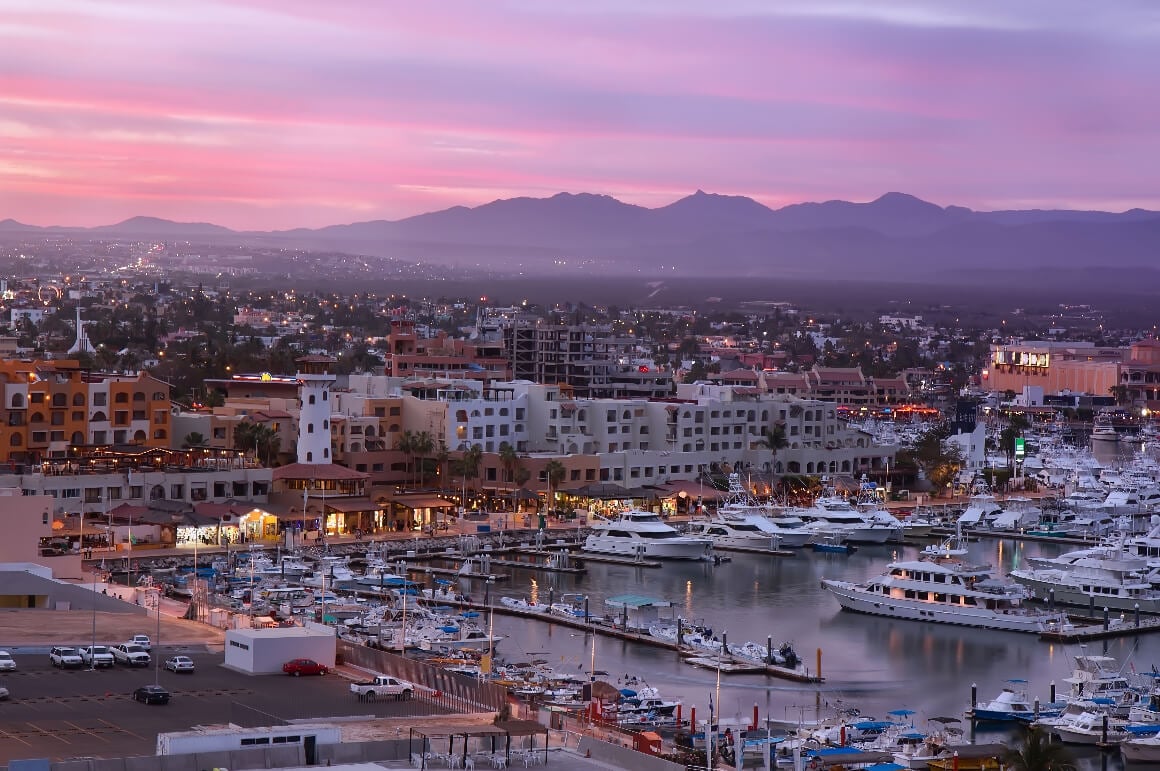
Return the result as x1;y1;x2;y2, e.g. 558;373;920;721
1009;548;1160;613
799;495;896;543
822;552;1069;633
690;512;811;549
584;510;713;560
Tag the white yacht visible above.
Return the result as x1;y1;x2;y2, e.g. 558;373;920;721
584;510;713;560
956;493;1003;529
1104;481;1160;510
799;495;895;543
1010;547;1160;613
822;553;1069;633
691;513;811;549
1092;415;1120;443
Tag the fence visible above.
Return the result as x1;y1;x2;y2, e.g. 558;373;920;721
337;640;508;713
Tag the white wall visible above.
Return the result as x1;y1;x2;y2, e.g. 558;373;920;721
224;627;336;675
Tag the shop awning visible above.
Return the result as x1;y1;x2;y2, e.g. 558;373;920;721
656;480;727;500
386;494;456;510
322;497;381;513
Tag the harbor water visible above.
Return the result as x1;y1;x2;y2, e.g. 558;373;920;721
479;536;1160;733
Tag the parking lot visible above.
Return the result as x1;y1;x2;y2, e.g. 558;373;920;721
0;649;449;764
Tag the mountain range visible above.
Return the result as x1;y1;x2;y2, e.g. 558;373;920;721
4;191;1159;279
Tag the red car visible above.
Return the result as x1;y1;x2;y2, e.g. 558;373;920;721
282;658;329;676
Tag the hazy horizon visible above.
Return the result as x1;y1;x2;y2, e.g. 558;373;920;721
4;1;1159;230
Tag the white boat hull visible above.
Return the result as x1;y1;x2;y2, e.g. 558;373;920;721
1011;574;1160;613
1122;739;1160;763
583;535;712;560
822;580;1066;633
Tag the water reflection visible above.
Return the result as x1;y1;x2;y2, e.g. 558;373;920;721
490;535;1160;733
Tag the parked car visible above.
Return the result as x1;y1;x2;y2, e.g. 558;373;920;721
132;685;170;705
78;645;115;668
0;684;8;701
164;655;195;673
112;644;151;667
129;634;152;651
282;658;329;676
49;646;83;669
0;650;15;671
350;674;416;700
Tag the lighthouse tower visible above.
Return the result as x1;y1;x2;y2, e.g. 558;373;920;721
295;355;336;465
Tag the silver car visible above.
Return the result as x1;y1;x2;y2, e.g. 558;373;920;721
0;650;15;671
164;655;195;673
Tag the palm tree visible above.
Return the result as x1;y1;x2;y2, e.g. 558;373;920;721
544;459;566;515
413;431;435;486
1003;726;1075;771
182;432;208;449
498;441;519;486
461;444;483;487
433;442;450;492
396;430;416;486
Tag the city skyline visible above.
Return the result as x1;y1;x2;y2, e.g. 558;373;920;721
3;0;1158;230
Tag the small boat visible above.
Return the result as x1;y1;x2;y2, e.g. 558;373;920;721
1121;729;1160;763
971;681;1039;722
811;532;856;554
500;596;548;613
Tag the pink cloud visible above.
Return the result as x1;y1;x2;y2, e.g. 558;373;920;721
1;1;1158;229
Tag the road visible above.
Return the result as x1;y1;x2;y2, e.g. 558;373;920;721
0;649;448;764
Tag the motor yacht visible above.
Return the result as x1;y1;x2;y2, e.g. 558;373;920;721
691;512;811;550
799;495;895;544
584;510;713;559
823;551;1069;633
1010;547;1160;613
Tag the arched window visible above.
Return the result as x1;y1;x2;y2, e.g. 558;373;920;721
364;426;376;437
10;393;23;408
323;448;329;458
71;431;84;445
132;392;146;403
72;393;85;406
133;430;147;443
91;411;107;422
309;394;316;405
322;391;328;401
30;412;44;424
9;434;21;446
350;442;361;452
150;485;165;500
622;410;631;419
307;451;313;462
806;462;815;473
115;392;128;404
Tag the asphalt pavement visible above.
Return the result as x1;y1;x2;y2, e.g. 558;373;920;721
0;649;447;765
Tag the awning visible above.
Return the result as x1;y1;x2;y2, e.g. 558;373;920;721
656;480;726;500
572;483;632;499
386;494;456;510
322;497;381;513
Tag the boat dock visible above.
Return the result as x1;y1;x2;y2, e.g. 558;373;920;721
710;543;796;557
420;595;823;683
404;564;510;581
1039;612;1160;643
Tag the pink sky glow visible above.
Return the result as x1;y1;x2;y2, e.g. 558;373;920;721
2;0;1159;229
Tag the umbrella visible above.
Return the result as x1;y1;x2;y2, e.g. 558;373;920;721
461;611;481;618
440;625;460;634
929;716;961;724
887;709;916;717
620;688;638;697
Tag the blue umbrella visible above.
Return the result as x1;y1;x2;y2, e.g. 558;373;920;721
620;688;637;697
440;625;460;634
887;709;916;717
461;611;481;618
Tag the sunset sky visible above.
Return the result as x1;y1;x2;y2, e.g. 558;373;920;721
2;0;1158;229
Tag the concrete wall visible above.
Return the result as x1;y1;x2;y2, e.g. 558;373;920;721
225;628;336;674
0;568;147;615
578;736;684;771
39;739;414;771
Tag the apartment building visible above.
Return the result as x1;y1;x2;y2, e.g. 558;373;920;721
0;358;171;463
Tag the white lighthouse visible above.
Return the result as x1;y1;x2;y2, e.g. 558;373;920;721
295;355;336;465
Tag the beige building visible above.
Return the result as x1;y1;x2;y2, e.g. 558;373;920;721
0;489;83;581
988;341;1124;398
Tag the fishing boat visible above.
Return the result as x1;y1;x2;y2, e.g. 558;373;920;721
811;532;856;554
971;681;1040;722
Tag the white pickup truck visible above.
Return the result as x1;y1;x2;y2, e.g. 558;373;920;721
78;645;115;668
350;674;416;701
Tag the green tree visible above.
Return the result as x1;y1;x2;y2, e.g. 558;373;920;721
544;459;566;513
413;430;435;484
1003;727;1075;771
498;441;520;485
182;432;208;449
913;424;964;496
758;424;788;461
396;430;416;486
